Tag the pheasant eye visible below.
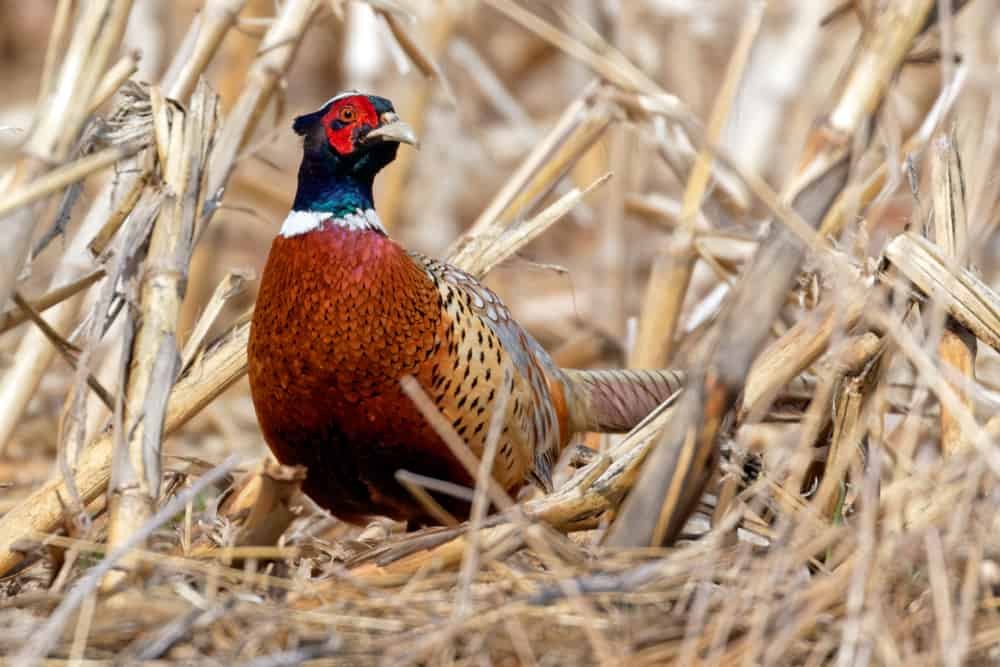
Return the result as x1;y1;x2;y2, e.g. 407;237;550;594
338;106;357;123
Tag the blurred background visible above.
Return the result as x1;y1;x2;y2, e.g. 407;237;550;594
0;0;998;503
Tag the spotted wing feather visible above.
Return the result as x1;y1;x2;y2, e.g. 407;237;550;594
413;254;565;492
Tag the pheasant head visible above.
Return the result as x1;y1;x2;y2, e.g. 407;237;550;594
288;92;417;222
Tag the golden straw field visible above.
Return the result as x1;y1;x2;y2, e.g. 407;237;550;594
2;0;1000;664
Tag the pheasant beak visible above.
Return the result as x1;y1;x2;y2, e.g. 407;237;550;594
363;112;419;148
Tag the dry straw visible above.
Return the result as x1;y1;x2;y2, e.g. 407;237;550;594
1;0;1000;664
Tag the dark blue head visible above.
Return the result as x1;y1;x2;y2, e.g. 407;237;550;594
291;92;417;215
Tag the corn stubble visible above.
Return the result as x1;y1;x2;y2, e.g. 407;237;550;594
1;0;1000;664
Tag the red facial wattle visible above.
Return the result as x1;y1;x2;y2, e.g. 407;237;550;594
320;95;379;155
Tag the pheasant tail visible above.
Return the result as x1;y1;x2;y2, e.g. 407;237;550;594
562;369;685;433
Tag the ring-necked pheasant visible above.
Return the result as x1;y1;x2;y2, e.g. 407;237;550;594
248;92;683;524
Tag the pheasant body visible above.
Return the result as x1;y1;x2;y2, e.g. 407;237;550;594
250;221;567;521
248;93;683;524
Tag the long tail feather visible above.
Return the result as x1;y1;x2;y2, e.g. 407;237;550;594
562;369;685;433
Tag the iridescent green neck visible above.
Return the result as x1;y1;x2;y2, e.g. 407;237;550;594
292;149;376;215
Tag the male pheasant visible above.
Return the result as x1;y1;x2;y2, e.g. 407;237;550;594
248;92;683;524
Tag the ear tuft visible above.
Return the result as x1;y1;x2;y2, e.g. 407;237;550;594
293;111;322;137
